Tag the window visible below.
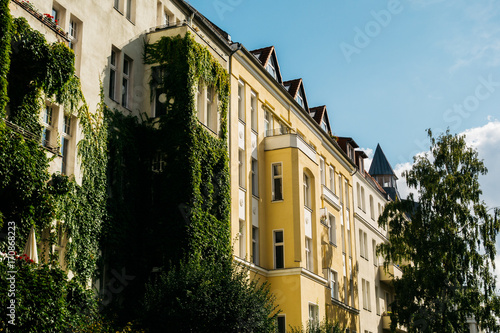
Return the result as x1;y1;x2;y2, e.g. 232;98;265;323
61;115;72;175
296;94;303;107
277;316;286;333
252;226;259;265
51;8;58;22
206;86;214;130
272;163;283;201
68;20;77;49
320;158;325;186
329;166;335;193
344;276;348;304
114;0;120;10
321;119;328;132
330;270;339;300
370;195;374;220
250;91;257;131
251;158;258;197
274;230;284;269
329;215;336;245
345;179;349;208
125;0;134;21
239;220;246;258
41;106;53;148
152;66;168;117
372;240;377;266
359;230;368;259
362;279;371;311
347;228;352;257
378;203;382;219
338;175;343;204
238;81;245;121
375;286;380;315
341;224;345;253
357;183;361;209
266;58;276;79
122;56;131;108
385;291;392;312
109;50;117;100
264;109;273;137
303;173;311;208
238;149;245;189
305;237;313;271
361;187;366;211
308;304;319;327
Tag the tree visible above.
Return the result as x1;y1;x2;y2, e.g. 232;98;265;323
378;130;500;332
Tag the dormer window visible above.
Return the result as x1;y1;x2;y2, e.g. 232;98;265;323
296;94;303;107
347;144;354;160
321;119;328;132
266;58;276;79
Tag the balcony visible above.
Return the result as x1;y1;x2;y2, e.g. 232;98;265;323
264;128;316;162
321;185;340;210
379;264;403;285
382;314;406;332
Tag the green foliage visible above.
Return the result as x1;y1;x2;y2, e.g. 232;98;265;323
8;17;75;134
288;318;344;333
0;0;11;115
377;130;500;332
142;258;279;332
0;255;100;332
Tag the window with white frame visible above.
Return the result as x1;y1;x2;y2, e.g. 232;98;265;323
329;166;335;193
308;303;319;327
266;57;276;80
251;158;258;197
362;279;371;311
341;224;345;253
238;149;245;189
320;157;325;186
41;106;53;148
330;270;339;300
61;115;72;175
274;230;284;269
250;91;257;132
375;286;380;315
305;237;313;271
239;220;246;259
357;183;361;209
68;19;77;50
109;49;117;100
361;186;366;211
329;215;336;245
264;109;273;137
372;239;377;266
296;94;303;107
345;179;349;208
338;175;343;204
370;195;374;220
347;228;352;257
238;81;245;121
321;119;328;132
378;202;382;219
272;163;283;201
252;226;259;265
122;56;131;108
303;173;311;208
359;230;368;259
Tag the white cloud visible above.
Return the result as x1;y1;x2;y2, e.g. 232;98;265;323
359;147;374;172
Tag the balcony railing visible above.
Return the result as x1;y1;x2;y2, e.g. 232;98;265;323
264;128;317;162
379;264;403;284
3;118;60;155
13;0;69;41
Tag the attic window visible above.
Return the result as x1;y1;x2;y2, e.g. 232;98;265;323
266;58;277;79
321;119;328;132
296;94;303;107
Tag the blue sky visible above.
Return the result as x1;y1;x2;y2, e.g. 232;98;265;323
188;0;500;207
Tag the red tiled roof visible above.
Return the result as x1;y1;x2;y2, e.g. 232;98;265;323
283;78;302;98
250;46;274;66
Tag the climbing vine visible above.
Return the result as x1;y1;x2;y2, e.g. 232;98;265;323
0;0;11;115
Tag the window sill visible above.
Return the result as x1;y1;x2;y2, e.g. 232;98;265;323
329;242;337;247
113;7;123;15
239;186;247;192
252;194;259;200
271;199;284;203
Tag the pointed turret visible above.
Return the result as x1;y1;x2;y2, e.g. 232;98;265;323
369;144;400;201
